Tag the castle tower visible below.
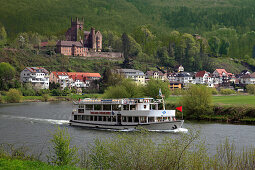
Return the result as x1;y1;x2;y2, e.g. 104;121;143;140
90;27;96;51
67;17;84;41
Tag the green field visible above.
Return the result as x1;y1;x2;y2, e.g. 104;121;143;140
167;95;255;106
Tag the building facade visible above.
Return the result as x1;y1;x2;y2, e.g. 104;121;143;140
57;17;102;56
20;67;49;89
116;69;146;85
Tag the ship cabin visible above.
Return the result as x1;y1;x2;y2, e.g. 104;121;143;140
72;98;176;124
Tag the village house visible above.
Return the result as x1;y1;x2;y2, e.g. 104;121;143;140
145;70;167;82
195;71;214;87
56;17;102;56
49;72;73;89
239;72;255;85
212;69;235;87
49;72;101;89
116;69;146;85
20;67;49;89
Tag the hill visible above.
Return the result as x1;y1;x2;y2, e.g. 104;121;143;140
1;0;255;38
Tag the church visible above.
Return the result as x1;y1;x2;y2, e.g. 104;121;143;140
56;17;102;56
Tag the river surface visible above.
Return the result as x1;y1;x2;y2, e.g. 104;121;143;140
0;101;255;158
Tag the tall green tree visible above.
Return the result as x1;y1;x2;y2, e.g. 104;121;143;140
208;36;220;57
181;85;212;119
0;62;16;90
0;26;7;47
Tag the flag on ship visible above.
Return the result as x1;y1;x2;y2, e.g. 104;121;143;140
159;88;162;97
176;106;182;112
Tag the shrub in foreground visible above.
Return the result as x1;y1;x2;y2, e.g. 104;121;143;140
220;88;235;95
246;84;255;95
47;127;79;166
6;88;22;103
181;85;213;119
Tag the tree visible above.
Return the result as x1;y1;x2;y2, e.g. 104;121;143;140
6;89;22;103
47;127;79;166
208;36;220;57
0;26;7;47
219;38;230;56
0;62;16;90
143;79;170;99
181;85;212;118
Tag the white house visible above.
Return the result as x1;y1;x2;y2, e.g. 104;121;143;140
20;67;49;89
195;70;214;87
116;69;146;85
240;72;255;84
49;72;73;89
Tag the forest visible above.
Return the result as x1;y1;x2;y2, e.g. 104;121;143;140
1;0;255;73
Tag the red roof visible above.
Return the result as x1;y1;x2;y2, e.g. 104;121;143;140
52;71;69;78
215;69;228;76
40;42;48;47
195;70;208;77
67;72;101;81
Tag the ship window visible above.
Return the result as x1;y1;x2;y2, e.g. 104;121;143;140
74;115;77;120
148;117;155;122
112;116;116;122
82;115;85;120
94;104;102;110
78;109;84;113
140;116;147;123
150;104;155;110
107;116;111;122
90;116;93;121
94;116;98;121
78;105;84;108
112;104;121;111
130;105;136;110
85;115;90;121
98;116;102;121
122;116;127;122
156;117;162;122
78;115;82;120
134;117;139;123
163;117;167;121
85;105;93;110
123;105;129;110
128;116;132;122
103;105;111;111
103;116;106;121
144;105;147;109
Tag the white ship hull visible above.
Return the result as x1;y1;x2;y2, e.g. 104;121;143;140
69;120;184;130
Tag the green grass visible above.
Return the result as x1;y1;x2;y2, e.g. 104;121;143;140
212;95;255;106
167;95;255;106
0;158;80;170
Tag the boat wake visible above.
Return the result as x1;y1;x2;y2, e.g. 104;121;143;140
109;128;188;133
0;115;69;125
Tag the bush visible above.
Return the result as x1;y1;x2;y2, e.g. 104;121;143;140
220;89;236;95
181;85;212;118
170;89;184;96
42;94;50;102
47;127;79;166
143;79;170;99
246;84;255;95
211;88;218;95
6;89;22;103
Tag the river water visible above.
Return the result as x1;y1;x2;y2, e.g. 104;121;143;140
0;101;254;157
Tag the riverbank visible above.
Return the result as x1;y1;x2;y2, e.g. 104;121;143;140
0;158;79;170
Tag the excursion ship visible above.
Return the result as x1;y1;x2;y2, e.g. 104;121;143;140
70;98;184;131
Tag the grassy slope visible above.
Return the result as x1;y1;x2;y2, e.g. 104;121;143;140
167;95;255;106
1;0;255;38
0;158;79;170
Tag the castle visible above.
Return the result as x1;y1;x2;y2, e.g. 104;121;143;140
56;17;102;56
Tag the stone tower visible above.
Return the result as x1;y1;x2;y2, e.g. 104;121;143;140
90;27;96;51
66;17;84;41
